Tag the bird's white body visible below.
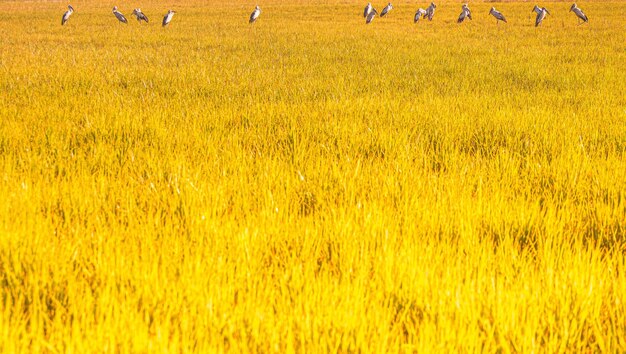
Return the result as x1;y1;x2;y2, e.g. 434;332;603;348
162;10;175;26
364;3;373;18
366;8;377;24
570;4;588;23
62;5;74;25
424;3;436;21
249;6;261;23
489;7;507;23
113;6;128;24
414;8;426;23
380;3;393;17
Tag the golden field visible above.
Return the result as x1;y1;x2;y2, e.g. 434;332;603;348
0;0;625;351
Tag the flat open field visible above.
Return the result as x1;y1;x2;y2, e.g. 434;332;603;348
1;0;625;351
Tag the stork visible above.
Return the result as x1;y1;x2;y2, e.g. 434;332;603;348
112;7;128;24
424;3;436;21
61;5;74;25
414;8;426;23
534;6;549;27
570;4;588;24
489;7;507;24
364;3;372;18
380;3;393;17
131;9;149;23
162;10;176;27
366;8;378;24
249;5;261;23
457;4;472;23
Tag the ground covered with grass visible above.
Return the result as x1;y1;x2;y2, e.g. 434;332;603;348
1;0;625;351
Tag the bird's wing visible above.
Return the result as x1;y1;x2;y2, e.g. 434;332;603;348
115;12;127;23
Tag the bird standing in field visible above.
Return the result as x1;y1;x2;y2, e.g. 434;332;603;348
489;7;507;24
380;3;393;17
534;6;549;27
424;2;436;21
570;3;588;24
61;5;74;25
112;7;128;24
364;3;373;18
414;8;426;23
249;5;261;23
131;9;149;23
366;8;378;24
457;4;472;23
162;10;176;26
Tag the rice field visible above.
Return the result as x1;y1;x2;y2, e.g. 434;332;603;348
0;0;625;351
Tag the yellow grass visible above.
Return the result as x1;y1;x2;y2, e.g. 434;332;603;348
1;0;625;351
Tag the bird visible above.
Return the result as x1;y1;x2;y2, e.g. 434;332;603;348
61;5;74;25
112;7;128;24
570;3;588;24
457;4;472;23
364;3;373;18
414;8;426;23
131;8;149;23
534;6;549;27
489;7;507;24
380;3;393;17
249;5;261;23
424;3;436;21
162;9;176;27
366;8;378;24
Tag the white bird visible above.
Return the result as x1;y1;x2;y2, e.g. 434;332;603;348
162;9;176;27
424;3;436;21
380;3;393;17
570;3;588;24
364;3;373;18
249;5;261;23
489;7;507;24
534;6;549;27
131;8;149;23
457;4;472;23
112;7;127;24
61;5;74;25
366;8;378;24
414;8;426;23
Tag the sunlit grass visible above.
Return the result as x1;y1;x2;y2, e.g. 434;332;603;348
0;0;625;351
